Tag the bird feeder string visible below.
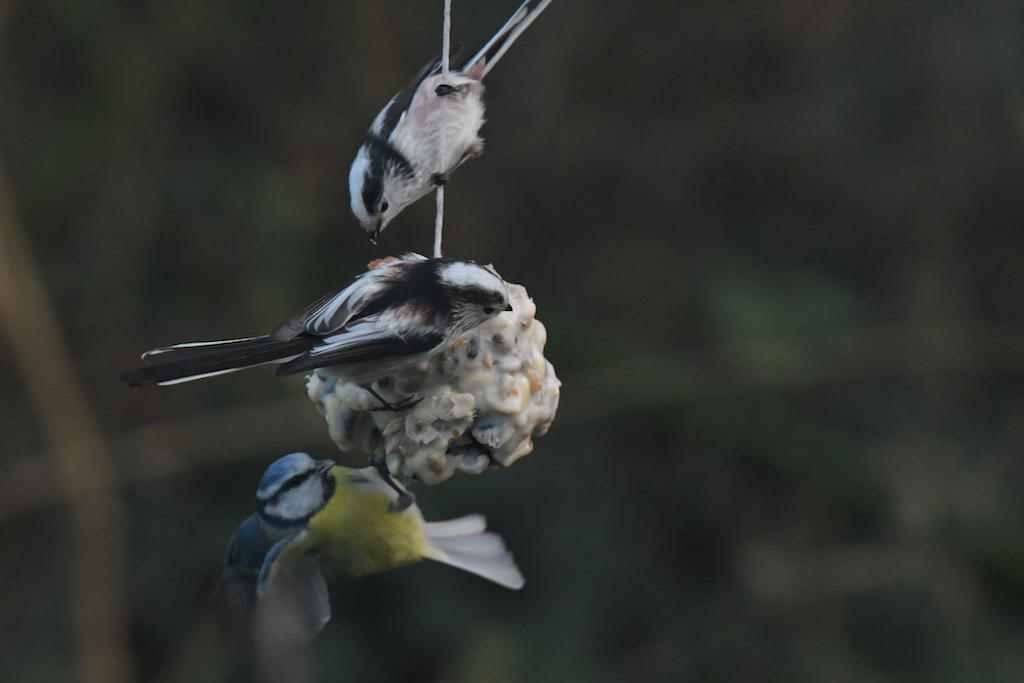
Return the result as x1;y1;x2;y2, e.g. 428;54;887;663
433;0;453;258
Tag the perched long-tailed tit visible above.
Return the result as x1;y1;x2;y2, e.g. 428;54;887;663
121;255;511;391
349;0;554;242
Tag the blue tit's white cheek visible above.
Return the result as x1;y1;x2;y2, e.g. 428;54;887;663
263;476;326;522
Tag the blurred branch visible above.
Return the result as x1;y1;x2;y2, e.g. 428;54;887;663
0;394;325;523
0;0;8;46
150;613;236;683
2;320;1021;525
0;164;132;679
737;540;980;626
560;321;1024;424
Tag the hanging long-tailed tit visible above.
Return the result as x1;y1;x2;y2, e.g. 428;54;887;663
348;0;554;242
121;254;511;393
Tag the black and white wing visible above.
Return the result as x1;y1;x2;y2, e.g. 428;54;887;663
270;254;427;340
277;316;443;376
121;255;435;387
371;56;445;141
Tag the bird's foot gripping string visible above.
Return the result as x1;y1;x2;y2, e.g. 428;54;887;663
433;0;453;259
372;457;415;512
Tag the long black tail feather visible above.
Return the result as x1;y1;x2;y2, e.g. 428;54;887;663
121;336;316;387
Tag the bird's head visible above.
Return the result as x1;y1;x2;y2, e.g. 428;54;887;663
256;452;336;527
348;139;412;244
438;260;513;330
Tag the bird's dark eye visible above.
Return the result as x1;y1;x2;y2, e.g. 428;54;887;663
378;201;389;213
483;306;496;315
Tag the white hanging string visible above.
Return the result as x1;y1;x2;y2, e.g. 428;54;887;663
433;183;445;260
441;0;452;78
433;0;452;258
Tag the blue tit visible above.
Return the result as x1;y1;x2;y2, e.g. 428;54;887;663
222;452;524;633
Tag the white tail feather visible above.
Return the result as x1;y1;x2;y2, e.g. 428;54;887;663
433;532;508;557
433;549;525;590
142;336;265;354
154;357;299;386
423;514;487;538
424;514;525;590
155;366;251;386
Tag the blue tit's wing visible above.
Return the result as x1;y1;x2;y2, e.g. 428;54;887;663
275;320;443;376
254;535;331;637
216;514;273;629
225;514;269;569
269;255;427;340
221;514;273;589
255;535;294;596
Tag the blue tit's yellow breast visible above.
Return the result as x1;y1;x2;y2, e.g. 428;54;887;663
302;468;431;577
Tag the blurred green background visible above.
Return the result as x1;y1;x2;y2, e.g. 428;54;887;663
2;0;1024;681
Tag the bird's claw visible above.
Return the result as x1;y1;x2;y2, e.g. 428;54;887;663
388;492;416;513
372;458;415;512
365;384;422;412
368;395;422;412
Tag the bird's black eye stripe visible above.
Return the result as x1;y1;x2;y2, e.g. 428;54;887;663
457;288;506;308
278;471;312;493
361;170;383;216
362;134;416;180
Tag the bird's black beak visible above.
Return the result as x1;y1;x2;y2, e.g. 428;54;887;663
504;303;514;312
368;223;383;246
315;459;335;474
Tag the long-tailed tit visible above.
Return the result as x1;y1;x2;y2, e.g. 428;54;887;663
121;255;511;393
348;0;554;242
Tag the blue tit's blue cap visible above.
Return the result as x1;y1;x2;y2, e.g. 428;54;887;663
257;452;315;501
